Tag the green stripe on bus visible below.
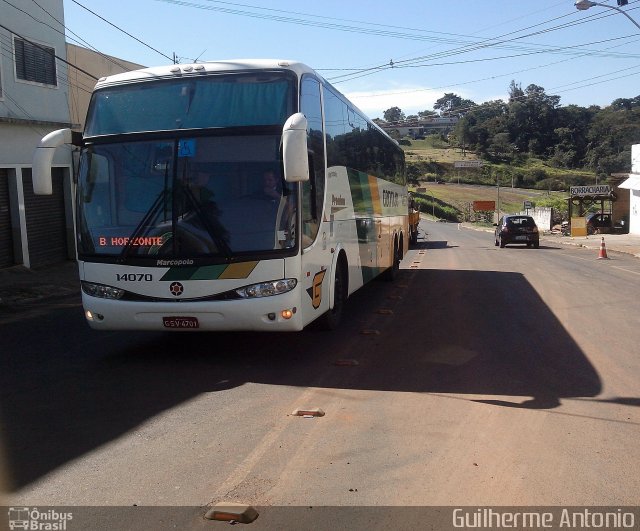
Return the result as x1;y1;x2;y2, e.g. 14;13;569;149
160;267;200;281
190;265;229;280
348;168;374;215
160;262;258;281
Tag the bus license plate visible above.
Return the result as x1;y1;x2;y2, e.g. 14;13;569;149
163;316;199;329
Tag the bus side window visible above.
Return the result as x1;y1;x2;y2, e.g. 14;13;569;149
300;76;325;247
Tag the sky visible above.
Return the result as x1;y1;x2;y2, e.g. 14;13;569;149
59;0;640;120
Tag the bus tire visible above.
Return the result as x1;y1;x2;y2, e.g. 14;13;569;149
412;228;418;246
318;256;347;330
382;237;400;282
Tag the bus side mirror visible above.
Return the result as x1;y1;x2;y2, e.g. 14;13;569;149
32;128;80;194
282;113;309;183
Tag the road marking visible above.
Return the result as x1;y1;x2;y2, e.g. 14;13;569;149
612;266;640;276
559;249;640;275
211;386;320;500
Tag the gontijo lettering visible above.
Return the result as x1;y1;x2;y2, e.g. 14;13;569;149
382;189;399;207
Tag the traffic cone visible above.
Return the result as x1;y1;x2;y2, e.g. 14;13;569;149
598;236;609;260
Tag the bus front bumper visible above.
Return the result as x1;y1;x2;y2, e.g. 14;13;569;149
81;291;304;332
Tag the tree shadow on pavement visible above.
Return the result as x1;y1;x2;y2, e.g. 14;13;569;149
0;268;605;490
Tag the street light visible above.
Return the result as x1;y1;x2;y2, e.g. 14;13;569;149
574;0;640;31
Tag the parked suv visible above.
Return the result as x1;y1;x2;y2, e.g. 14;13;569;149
494;215;539;248
585;212;612;235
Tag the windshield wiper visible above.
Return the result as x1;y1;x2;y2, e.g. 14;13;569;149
119;188;168;262
179;184;232;257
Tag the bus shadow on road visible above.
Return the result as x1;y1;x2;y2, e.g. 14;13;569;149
413;240;457;250
0;268;618;491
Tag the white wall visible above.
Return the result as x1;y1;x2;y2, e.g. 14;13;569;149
517;207;553;231
0;1;70;125
629;189;640;235
0;1;72;168
628;145;640;235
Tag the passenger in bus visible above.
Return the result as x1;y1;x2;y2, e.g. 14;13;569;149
254;170;283;203
188;171;215;203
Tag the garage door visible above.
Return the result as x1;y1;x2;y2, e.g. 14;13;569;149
23;168;68;268
0;168;15;268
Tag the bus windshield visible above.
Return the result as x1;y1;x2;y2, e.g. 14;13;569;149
85;71;294;136
76;134;297;260
77;71;297;262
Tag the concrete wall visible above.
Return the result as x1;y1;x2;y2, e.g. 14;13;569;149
517;207;553;231
627;145;640;235
0;0;72;167
0;1;71;126
66;44;144;131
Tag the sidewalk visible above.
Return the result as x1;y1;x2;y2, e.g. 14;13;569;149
0;260;80;313
459;220;640;259
540;231;640;258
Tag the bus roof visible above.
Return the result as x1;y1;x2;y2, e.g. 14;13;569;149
93;59;321;90
91;59;394;144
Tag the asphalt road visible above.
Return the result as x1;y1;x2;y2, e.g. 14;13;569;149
2;220;639;529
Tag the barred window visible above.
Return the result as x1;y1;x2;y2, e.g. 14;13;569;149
14;37;57;87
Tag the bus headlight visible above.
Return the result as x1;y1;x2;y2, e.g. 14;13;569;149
235;279;297;298
81;281;125;300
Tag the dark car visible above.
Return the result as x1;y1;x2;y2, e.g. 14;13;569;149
586;212;612;235
494;215;539;248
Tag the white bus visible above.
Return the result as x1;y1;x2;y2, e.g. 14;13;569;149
33;60;408;331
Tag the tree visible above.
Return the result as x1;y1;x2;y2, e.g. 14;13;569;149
456;100;508;155
508;80;524;103
488;132;513;161
434;93;476;116
418;110;438;119
610;96;640;111
550;105;597;168
383;106;405;123
584;103;640;175
507;83;560;156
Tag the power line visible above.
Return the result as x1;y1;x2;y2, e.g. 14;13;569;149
154;0;640;89
70;0;174;63
328;7;640;83
27;0;135;72
0;21;98;80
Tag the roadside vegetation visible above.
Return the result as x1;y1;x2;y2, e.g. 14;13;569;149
410;182;566;223
375;85;640;219
379;88;639;184
376;86;639;222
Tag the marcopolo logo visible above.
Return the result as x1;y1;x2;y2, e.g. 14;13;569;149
8;507;73;530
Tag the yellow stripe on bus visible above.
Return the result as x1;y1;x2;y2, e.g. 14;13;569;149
218;261;259;279
369;175;382;215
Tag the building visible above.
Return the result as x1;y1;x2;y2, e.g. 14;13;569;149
618;144;640;235
0;1;144;269
66;43;143;132
0;0;74;269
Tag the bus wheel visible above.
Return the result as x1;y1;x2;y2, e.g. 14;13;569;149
382;238;400;281
409;228;418;247
318;259;346;330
